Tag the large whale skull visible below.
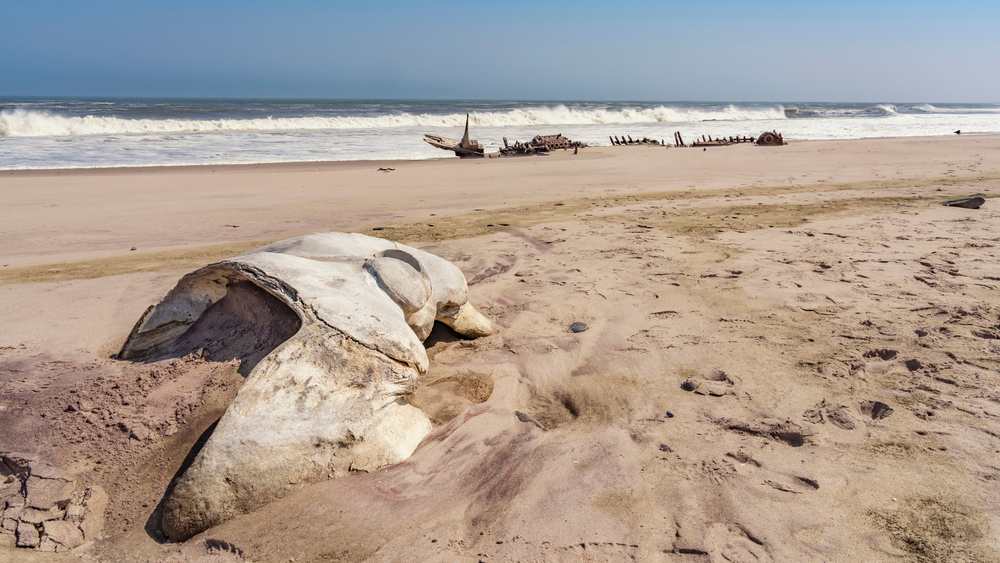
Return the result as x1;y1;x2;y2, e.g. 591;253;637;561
118;233;492;541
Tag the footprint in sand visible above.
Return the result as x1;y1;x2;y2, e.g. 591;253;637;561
716;417;814;447
720;450;822;501
802;398;894;444
703;523;773;563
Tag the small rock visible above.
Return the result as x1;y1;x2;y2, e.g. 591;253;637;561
904;359;922;371
130;247;137;251
25;476;75;510
129;422;151;441
514;411;547;431
514;271;533;277
942;196;985;209
659;444;672;452
694;382;731;397
372;227;395;231
19;507;65;524
43;519;85;550
16;520;40;548
666;411;675;418
77;399;96;413
569;322;588;333
680;380;698;392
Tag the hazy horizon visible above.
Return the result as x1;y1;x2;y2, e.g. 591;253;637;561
2;95;997;104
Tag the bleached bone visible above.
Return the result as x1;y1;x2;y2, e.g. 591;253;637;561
119;233;492;541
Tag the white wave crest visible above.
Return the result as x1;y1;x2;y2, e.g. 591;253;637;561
0;105;787;138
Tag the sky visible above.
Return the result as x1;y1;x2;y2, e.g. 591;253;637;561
2;0;999;102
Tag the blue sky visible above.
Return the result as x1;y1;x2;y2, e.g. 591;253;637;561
2;0;998;101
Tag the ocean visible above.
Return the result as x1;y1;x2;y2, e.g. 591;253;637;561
1;98;998;170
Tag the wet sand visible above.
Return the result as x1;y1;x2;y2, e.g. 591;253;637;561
2;135;1000;562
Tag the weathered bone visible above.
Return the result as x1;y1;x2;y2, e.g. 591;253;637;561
119;233;493;541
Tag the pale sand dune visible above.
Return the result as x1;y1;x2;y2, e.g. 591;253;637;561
1;136;999;562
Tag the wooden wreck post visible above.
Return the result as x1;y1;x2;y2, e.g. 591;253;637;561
460;114;471;147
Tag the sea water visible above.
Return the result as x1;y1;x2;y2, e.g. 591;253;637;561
1;99;998;169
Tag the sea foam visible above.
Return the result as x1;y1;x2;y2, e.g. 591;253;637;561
0;105;786;138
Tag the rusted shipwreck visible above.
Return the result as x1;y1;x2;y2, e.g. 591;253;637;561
754;130;787;146
499;134;587;156
424;116;585;158
671;130;787;147
609;135;667;147
423;114;485;158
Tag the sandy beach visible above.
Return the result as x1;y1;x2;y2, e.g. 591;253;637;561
2;135;1000;562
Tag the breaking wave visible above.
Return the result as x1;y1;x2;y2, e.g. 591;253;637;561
0;105;787;138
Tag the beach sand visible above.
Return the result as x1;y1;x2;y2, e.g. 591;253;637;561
2;135;1000;562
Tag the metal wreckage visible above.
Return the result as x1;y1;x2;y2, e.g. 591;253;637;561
423;115;586;158
423;114;786;158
